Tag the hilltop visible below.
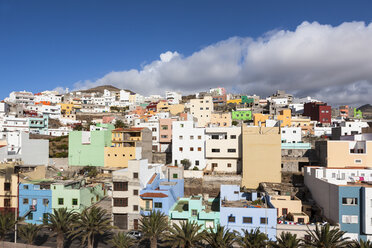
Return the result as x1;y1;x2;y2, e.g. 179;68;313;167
77;85;135;94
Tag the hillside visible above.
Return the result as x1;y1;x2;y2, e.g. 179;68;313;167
78;85;135;94
357;104;372;119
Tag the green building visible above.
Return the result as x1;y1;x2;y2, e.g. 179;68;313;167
51;180;106;213
169;196;220;231
241;96;254;105
232;110;252;121
354;108;363;119
68;124;114;167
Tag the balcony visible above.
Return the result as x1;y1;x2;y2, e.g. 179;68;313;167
30;205;37;212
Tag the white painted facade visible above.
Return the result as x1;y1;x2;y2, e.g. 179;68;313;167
172;121;206;169
165;91;182;105
5;91;35;105
313;126;332;137
0;116;29;132
281;127;302;143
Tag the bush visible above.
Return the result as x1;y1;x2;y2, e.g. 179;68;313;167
192;166;199;171
55;152;68;158
180;159;191;170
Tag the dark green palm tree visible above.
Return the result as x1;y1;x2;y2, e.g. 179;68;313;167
18;223;41;245
0;212;17;241
110;232;136;248
270;232;301;248
139;210;169;248
164;221;204;248
70;206;114;248
237;228;269;248
44;208;77;248
349;239;372;248
302;224;351;248
203;225;237;248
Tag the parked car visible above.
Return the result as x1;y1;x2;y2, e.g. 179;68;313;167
128;230;142;239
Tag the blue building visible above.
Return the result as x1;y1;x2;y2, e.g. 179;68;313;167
29;115;49;135
140;166;184;216
19;182;52;224
220;185;277;240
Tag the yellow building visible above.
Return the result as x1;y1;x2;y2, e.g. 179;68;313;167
211;112;232;127
241;125;281;188
227;99;242;105
169;104;185;115
157;101;169;112
58;103;76;120
277;109;291;127
104;128;152;168
0;166;18;213
291;117;312;133
253;113;269;126
270;195;309;223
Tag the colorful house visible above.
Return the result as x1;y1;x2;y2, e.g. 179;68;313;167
354;108;363;119
19;182;52;224
277;109;292;127
169;195;220;232
29;115;49;135
232;110;252;121
241;96;254;105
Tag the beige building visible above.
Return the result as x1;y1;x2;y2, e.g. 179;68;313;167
0;166;18;213
211;112;232;127
270;195;309;224
241;126;281;188
190;95;213;127
169;104;185;115
205;127;241;174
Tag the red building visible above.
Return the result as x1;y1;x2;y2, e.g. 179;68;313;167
303;102;331;124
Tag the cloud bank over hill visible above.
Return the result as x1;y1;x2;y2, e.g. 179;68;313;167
73;21;372;106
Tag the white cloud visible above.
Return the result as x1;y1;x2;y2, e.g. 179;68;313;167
74;21;372;106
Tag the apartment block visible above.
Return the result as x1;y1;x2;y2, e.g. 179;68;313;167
210;112;232;127
189;95;213;127
270;195;309;224
303;102;331;124
241;126;281;188
205;127;241;174
0;166;18;213
172;121;206;169
159;118;176;153
134;121;160;152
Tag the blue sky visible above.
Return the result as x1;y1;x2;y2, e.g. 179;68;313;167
1;0;372;104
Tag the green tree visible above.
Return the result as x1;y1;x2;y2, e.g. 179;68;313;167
0;212;16;241
114;120;127;129
237;228;268;248
18;223;41;245
203;225;237;248
349;239;372;248
70;206;114;248
180;159;191;170
164;221;204;248
44;208;77;248
270;232;301;248
232;120;238;126
139;210;169;248
302;224;351;248
110;232;135;248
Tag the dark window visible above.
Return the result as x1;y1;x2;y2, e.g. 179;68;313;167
298;218;305;224
342;198;358;205
4;183;10;191
133;190;139;196
154;202;162;208
228;216;235;223
230;135;236;139
114;182;128;191
133;173;139;179
28;213;33;220
227;149;236;153
43;199;49;206
243;217;252;224
4;199;11;207
114;198;128;207
195;161;199;166
133;205;139;211
23;198;29;204
227;163;232;168
173;174;178;179
23;185;29;190
43;213;48;224
282;208;288;215
212;149;220;153
72;198;78;206
191;209;197;216
212;163;218;168
260;218;268;224
211;135;219;139
58;198;64;205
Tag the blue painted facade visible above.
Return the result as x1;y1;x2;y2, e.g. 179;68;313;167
220;185;277;240
140;173;184;216
19;183;52;224
29;115;49;135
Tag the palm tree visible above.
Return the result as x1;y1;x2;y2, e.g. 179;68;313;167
237;228;268;248
139;210;169;248
110;232;136;248
0;212;16;241
44;208;77;248
203;225;237;248
18;223;41;245
271;232;301;248
164;221;204;248
302;223;351;248
350;239;372;248
70;206;114;248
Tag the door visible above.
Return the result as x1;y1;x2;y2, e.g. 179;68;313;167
114;214;128;230
133;219;139;230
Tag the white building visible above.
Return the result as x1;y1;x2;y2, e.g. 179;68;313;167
172;121;206;169
205;127;241;173
165;91;182;105
26;104;61;119
281;127;302;143
0;116;29;132
5;91;35;105
332;121;369;140
34;91;62;103
313;126;332;137
134;121;160;152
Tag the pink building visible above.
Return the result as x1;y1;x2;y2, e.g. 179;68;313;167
159;118;176;152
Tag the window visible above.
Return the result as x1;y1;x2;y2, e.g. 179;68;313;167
28;213;33;220
161;125;168;130
152;136;156;141
152;128;157;132
355;159;362;164
227;149;236;153
23;185;29;190
195;160;199;166
58;198;64;205
133;190;139;196
228;216;235;223
243;217;252;224
227;163;232;168
113;198;128;207
212;149;220;153
173;174;178;179
212;163;218;168
114;182;128;191
43;213;48;224
342;198;358;205
179;147;183;152
188;147;193;152
260;218;268;224
198;136;202;140
4;199;10;207
179;136;183;140
190;135;194;140
230;135;236;139
198;147;202;151
43;199;49;206
180;124;184;128
4;183;10;191
192;209;198;216
211;135;219;139
298;218;305;224
72;198;78;206
282;130;286;134
161;135;168;138
155;202;162;208
133;205;139;211
23;198;29;204
133;173;139;179
282;208;288;215
342;215;358;224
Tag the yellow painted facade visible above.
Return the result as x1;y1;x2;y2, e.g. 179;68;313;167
169;104;185;115
58;103;76;120
0;167;18;211
241;126;281;188
211;113;232;127
327;141;372;168
157;101;170;112
277;109;292;127
227;99;242;104
253;113;269;126
270;195;309;223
